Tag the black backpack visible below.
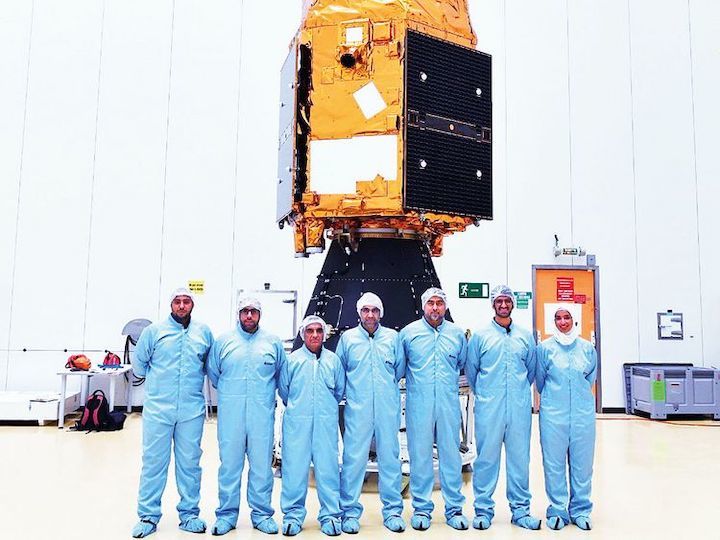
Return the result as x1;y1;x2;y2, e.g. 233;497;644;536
74;389;126;432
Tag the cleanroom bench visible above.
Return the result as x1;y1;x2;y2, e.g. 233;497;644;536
57;364;133;428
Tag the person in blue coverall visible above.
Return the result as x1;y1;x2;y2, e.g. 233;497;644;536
131;287;214;538
465;285;541;531
207;297;287;536
279;315;346;537
398;287;469;531
337;292;406;534
536;305;597;532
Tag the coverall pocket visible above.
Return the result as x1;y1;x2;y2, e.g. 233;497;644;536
384;359;395;375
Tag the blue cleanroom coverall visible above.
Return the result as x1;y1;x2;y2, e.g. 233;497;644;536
465;320;536;522
279;345;346;528
207;325;286;528
132;315;213;524
336;324;405;522
536;336;597;524
398;317;467;520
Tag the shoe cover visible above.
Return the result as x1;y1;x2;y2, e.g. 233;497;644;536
211;518;235;536
513;515;541;530
383;515;406;533
132;520;157;538
320;519;342;536
179;516;207;533
411;513;431;531
282;522;302;536
574;516;592;530
341;517;360;534
254;518;279;535
447;514;469;530
472;516;491;530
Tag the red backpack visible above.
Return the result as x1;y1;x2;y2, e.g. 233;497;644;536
102;352;121;367
74;390;126;432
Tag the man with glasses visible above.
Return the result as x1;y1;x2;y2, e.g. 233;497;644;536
465;285;541;531
206;297;287;535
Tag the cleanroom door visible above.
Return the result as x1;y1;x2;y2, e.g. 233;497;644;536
532;266;602;412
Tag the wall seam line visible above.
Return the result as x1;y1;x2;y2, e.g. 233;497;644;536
81;0;107;351
686;0;704;364
157;0;177;317
230;0;246;318
626;0;642;361
503;0;509;281
4;0;36;391
565;0;575;248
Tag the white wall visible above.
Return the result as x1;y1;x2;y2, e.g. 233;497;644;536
0;0;718;408
0;0;33;391
691;0;720;370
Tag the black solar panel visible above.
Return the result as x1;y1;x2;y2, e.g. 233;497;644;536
404;30;493;219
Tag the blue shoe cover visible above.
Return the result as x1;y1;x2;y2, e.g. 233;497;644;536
179;516;207;533
472;516;491;530
411;513;431;531
211;518;235;536
512;515;541;530
573;516;592;531
282;522;301;536
548;516;566;530
447;513;469;530
132;520;157;538
254;518;279;535
320;519;342;536
383;515;406;533
342;517;360;534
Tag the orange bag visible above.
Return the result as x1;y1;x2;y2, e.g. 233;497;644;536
65;354;91;371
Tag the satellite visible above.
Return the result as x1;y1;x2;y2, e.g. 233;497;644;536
277;0;492;349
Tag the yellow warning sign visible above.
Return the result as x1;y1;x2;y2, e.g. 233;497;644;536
188;280;205;294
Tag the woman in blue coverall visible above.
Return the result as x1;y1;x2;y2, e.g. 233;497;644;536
536;305;597;531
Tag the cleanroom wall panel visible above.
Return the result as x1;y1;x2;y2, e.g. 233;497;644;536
566;0;638;407
629;1;702;363
504;0;571;330
5;351;80;393
0;1;33;387
8;1;103;355
158;0;243;332
442;0;508;329
690;0;720;367
232;2;309;312
82;0;174;352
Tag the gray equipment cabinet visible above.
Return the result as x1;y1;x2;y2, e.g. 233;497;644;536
628;365;720;419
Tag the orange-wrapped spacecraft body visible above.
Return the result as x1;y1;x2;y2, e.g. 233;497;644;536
277;0;493;259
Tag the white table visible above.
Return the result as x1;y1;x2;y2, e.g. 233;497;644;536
57;364;133;428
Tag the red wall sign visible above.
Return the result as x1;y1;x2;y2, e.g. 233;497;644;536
556;277;575;301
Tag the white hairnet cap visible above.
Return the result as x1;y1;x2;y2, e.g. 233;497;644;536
299;315;328;340
421;287;448;309
490;284;514;304
169;287;195;304
356;292;384;318
237;296;262;313
553;303;574;317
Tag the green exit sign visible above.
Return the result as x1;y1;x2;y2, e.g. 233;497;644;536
459;282;489;299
